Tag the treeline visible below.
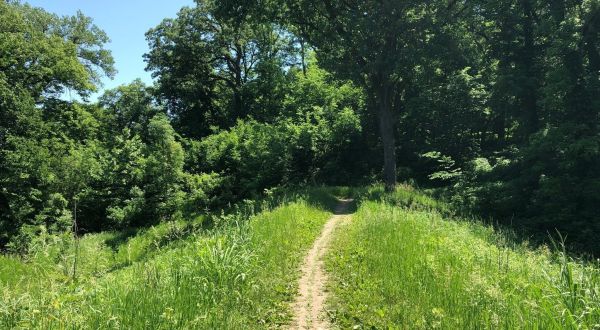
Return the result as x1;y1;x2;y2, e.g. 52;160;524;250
1;0;599;254
0;1;369;252
230;0;600;253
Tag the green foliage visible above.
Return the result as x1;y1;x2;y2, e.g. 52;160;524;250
192;109;364;202
99;109;223;229
106;187;146;228
0;2;113;98
421;151;462;182
145;0;295;137
194;120;291;201
284;61;367;183
0;1;114;248
400;66;490;179
184;61;366;201
0;76;222;249
2;2;600;328
98;79;160;137
144;114;186;218
1;0;369;249
456;124;600;254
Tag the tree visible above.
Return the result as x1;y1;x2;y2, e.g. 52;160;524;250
144;114;186;221
240;0;466;191
99;79;160;138
0;1;114;248
145;0;294;137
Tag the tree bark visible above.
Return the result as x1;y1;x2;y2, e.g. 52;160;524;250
519;0;539;139
300;37;307;77
377;83;397;192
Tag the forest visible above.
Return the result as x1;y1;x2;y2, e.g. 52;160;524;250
1;0;599;328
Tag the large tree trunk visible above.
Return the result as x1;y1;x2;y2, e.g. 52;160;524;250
519;0;539;139
0;191;9;221
377;83;397;192
232;88;243;119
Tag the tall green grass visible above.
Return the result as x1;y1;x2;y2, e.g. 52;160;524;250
326;187;600;329
0;191;332;329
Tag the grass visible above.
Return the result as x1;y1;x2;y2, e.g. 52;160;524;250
5;184;598;329
0;189;333;329
326;185;600;329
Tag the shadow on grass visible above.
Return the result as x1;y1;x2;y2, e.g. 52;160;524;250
343;183;599;260
104;228;140;251
333;198;357;215
302;186;358;215
340;184;453;216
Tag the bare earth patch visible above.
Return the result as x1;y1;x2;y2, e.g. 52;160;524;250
289;199;353;330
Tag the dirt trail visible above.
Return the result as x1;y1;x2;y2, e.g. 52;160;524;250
289;199;354;330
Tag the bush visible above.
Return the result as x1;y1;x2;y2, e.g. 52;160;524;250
454;124;600;254
191;112;364;203
195;120;292;201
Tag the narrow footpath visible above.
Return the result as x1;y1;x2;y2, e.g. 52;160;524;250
289;199;354;330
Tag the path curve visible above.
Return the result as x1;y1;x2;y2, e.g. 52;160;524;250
289;199;353;330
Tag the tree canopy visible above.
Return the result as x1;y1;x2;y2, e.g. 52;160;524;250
1;0;600;254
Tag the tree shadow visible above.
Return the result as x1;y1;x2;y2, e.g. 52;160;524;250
104;228;140;251
333;198;357;215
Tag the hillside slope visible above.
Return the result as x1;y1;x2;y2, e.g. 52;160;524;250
326;186;600;329
0;190;334;329
2;186;599;329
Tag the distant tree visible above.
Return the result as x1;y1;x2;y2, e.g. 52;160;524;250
227;0;468;191
145;0;293;137
99;79;160;139
144;114;186;220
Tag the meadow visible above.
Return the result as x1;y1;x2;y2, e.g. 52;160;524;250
326;185;600;329
0;189;334;329
1;186;599;328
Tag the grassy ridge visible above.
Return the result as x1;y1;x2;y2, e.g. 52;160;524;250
326;186;600;329
0;190;332;329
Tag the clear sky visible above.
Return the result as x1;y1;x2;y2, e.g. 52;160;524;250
25;0;195;97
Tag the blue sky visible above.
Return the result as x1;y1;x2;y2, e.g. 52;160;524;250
25;0;195;98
